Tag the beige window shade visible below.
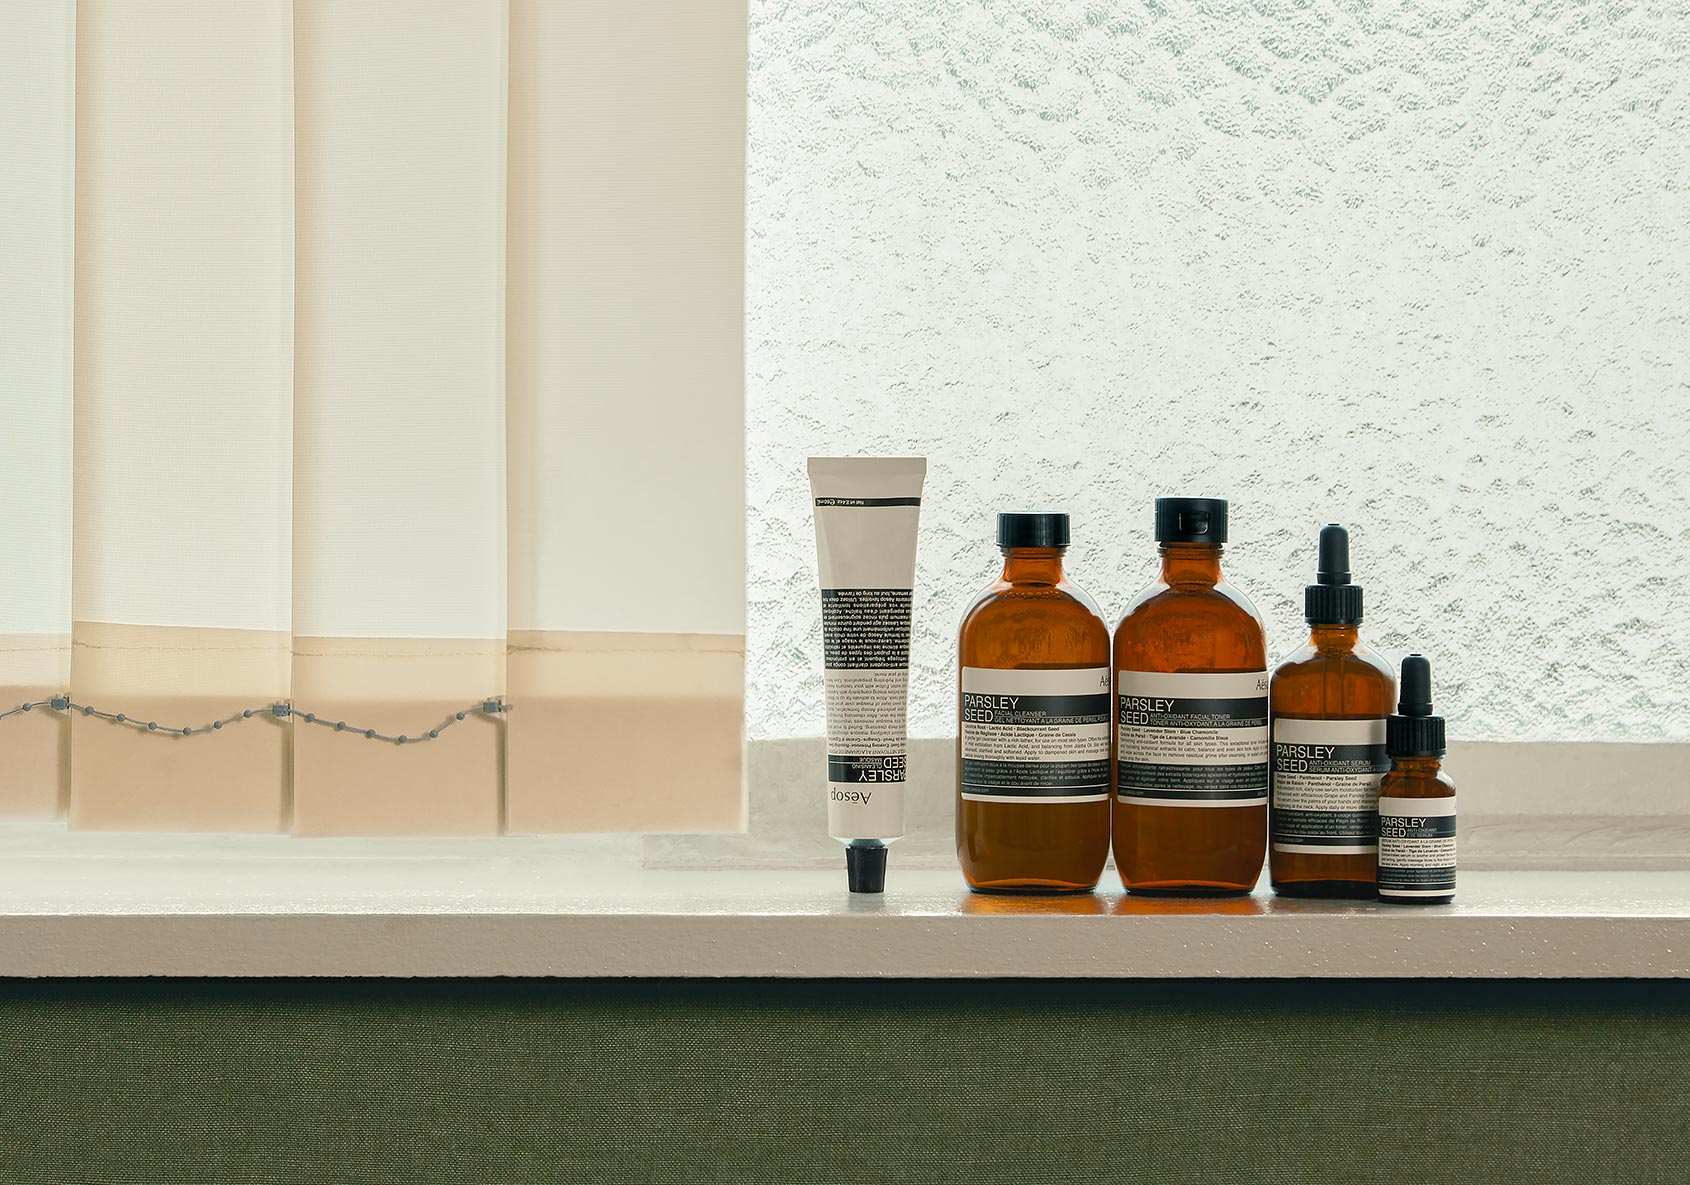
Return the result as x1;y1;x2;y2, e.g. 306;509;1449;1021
69;0;294;833
505;1;748;834
0;1;74;821
292;0;508;837
1;3;745;838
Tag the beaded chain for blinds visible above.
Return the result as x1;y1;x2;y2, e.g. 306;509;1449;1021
0;696;507;743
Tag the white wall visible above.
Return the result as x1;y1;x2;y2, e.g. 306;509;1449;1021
745;0;1690;741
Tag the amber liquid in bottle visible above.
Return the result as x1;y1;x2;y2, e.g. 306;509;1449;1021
1269;624;1395;897
1113;506;1268;896
1377;655;1456;903
957;526;1111;894
1269;524;1395;898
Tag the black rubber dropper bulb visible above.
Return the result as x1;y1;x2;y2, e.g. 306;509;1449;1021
1387;654;1446;757
1305;523;1363;626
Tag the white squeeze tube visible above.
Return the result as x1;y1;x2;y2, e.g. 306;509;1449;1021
807;457;927;894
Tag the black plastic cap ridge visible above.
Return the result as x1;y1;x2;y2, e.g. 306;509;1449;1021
1155;497;1228;545
846;843;888;894
1387;654;1447;756
998;512;1070;550
1305;523;1364;625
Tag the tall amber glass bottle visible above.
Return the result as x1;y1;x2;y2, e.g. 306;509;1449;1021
958;513;1111;893
1114;498;1268;895
1269;524;1396;898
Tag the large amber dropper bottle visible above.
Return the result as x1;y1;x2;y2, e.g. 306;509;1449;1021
1269;524;1396;898
1113;498;1269;895
957;513;1111;893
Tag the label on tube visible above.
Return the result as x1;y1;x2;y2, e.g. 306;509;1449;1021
809;458;926;846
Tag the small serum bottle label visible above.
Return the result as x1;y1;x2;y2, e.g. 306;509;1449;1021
960;667;1111;803
1377;796;1457;899
1270;717;1389;855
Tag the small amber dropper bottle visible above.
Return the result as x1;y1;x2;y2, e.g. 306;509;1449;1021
957;512;1111;894
1269;524;1396;898
1377;655;1456;903
1113;497;1269;895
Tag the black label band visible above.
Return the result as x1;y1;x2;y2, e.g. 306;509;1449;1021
813;496;922;507
827;754;908;784
1118;697;1269;728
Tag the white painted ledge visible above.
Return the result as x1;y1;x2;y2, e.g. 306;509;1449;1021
0;830;1683;978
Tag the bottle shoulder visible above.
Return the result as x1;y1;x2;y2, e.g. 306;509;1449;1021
959;579;1110;667
1270;639;1396;717
1113;580;1268;671
1271;639;1397;681
1117;579;1265;629
1379;766;1457;797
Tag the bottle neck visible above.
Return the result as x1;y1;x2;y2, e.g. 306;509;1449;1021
1390;753;1444;775
1158;542;1223;586
1000;547;1065;585
1308;622;1360;653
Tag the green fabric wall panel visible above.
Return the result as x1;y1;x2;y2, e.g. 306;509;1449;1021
0;979;1685;1184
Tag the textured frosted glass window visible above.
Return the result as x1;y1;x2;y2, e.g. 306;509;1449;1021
747;2;1690;742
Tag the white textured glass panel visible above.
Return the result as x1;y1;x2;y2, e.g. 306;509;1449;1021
747;2;1690;742
0;0;73;639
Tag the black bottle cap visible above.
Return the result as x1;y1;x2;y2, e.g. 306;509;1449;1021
998;512;1070;549
1387;654;1447;757
1155;497;1227;545
1304;523;1364;625
845;842;888;894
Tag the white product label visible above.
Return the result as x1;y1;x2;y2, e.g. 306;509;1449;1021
960;667;1112;804
1116;670;1269;808
1377;795;1456;898
1270;717;1388;855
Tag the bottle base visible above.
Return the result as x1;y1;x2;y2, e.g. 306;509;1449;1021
967;881;1099;896
1123;883;1255;898
1379;893;1454;905
1272;879;1376;900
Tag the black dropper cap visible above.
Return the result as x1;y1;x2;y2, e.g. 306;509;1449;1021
846;842;887;894
1387;654;1446;757
1305;523;1363;625
1155;497;1227;544
998;512;1070;549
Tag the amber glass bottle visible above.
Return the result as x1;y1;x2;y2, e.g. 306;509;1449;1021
1269;524;1396;898
1113;498;1269;895
958;513;1111;894
1377;655;1456;903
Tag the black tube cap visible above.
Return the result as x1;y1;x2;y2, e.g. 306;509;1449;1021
1155;497;1228;544
1387;654;1447;756
1305;523;1364;625
846;843;888;894
998;512;1070;549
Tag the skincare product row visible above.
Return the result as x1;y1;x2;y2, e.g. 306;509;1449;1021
806;458;1454;903
958;498;1453;902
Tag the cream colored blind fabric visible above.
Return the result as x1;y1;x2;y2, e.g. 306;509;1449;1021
505;1;747;833
0;1;75;821
292;0;508;836
69;0;294;833
1;2;745;837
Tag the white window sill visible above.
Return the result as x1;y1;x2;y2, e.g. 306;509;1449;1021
0;829;1683;978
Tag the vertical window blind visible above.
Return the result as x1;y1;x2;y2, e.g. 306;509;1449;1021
0;0;746;837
